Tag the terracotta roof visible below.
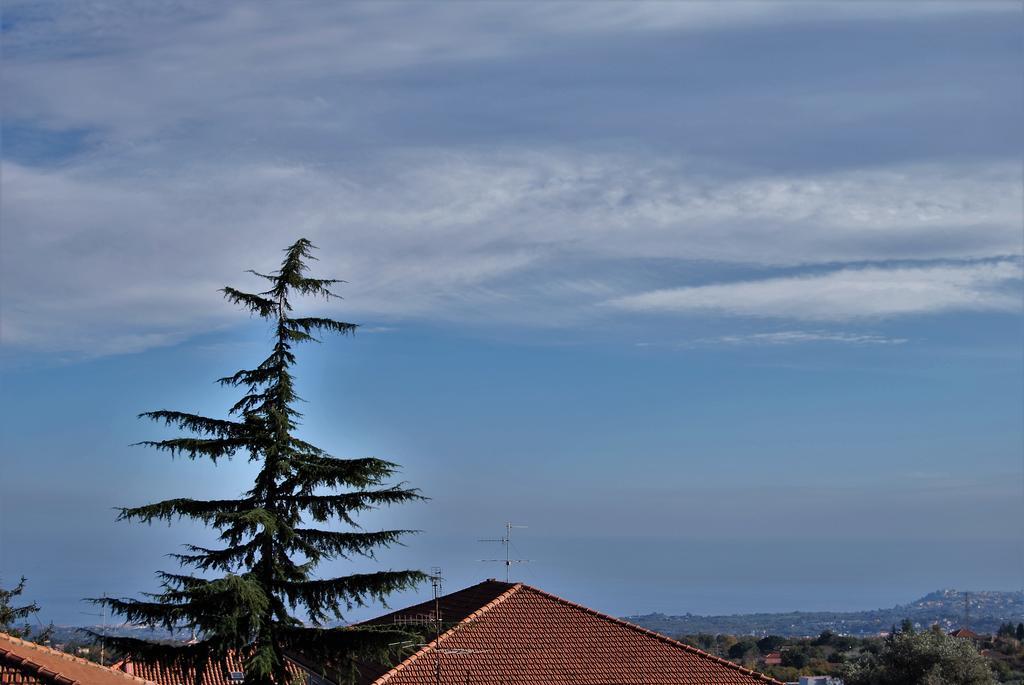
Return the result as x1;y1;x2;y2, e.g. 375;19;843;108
106;580;783;684
0;632;155;685
365;580;513;629
360;580;783;685
111;652;305;685
949;628;980;639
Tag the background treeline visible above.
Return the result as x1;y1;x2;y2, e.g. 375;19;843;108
677;622;1024;684
629;590;1024;638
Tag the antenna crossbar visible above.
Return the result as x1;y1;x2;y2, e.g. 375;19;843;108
478;522;530;582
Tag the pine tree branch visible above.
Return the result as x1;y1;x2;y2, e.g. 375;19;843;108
90;596;189;631
100;575;271;637
118;497;255;524
221;288;277;317
286;318;358;337
246;269;276;282
219;366;279;388
209;508;280;537
155;572;217;592
171;539;263;572
281;488;425;524
278;571;428;624
288;529;417;562
138;411;245;438
285;455;402;491
134;437;249;461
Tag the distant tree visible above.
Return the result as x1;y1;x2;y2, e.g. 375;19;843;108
781;650;808;669
0;576;53;643
727;640;756;660
717;634;738;655
1016;622;1024;641
812;630;835;646
832;635;858;651
757;635;786;653
681;633;716;652
843;629;995;685
93;240;427;685
901;618;916;635
997;622;1015;639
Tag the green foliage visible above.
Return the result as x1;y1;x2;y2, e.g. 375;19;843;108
727;639;757;660
781;649;809;669
682;633;716;652
843;629;995;685
1;576;53;643
93;240;427;685
812;630;836;646
757;635;785;653
1018;623;1024;641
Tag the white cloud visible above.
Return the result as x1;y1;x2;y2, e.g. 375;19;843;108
3;1;1015;141
1;152;1020;355
607;261;1022;321
697;331;909;346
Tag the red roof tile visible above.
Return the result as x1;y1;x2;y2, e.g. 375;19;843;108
112;651;305;685
0;632;156;685
949;628;980;639
362;581;782;685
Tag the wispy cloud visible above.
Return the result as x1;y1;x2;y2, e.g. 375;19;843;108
3;2;1016;145
694;331;910;346
2;2;1021;358
2;153;1020;355
608;261;1022;321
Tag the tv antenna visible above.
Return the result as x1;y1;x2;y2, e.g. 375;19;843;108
480;522;529;582
386;569;488;685
430;567;443;685
80;593;108;666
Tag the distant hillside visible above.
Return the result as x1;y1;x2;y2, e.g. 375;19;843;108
625;589;1024;638
48;623;176;646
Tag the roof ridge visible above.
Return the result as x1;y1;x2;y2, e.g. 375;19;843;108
0;631;155;685
371;583;523;685
515;584;785;685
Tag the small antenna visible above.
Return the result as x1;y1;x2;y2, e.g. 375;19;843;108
386;571;488;685
431;568;443;685
80;593;108;666
480;522;529;583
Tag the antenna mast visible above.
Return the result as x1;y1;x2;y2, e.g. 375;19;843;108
80;593;108;666
431;568;443;685
480;522;529;582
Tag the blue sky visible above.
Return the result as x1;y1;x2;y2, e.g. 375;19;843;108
1;1;1022;626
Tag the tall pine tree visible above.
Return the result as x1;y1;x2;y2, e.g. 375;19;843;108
95;239;426;684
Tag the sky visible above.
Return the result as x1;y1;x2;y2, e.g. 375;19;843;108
1;1;1022;627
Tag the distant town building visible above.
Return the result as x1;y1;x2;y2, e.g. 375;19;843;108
762;651;783;665
788;677;843;685
949;627;980;640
